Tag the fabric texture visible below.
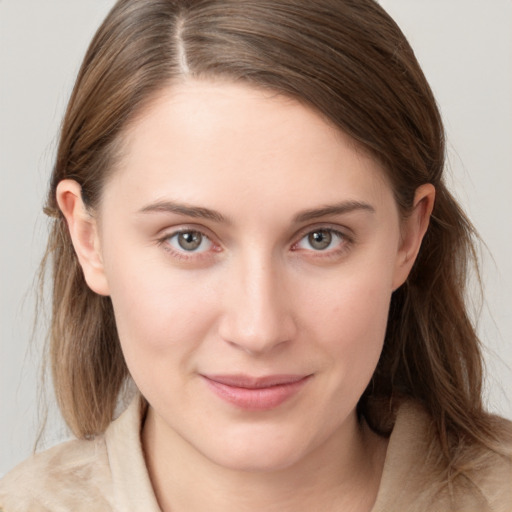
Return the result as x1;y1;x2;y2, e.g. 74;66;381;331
1;397;511;511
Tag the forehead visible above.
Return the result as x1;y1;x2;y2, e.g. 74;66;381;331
106;79;393;216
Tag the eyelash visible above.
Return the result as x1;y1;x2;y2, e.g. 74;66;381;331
157;226;353;262
157;228;219;261
291;227;352;259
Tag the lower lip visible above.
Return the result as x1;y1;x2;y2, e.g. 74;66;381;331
202;376;311;411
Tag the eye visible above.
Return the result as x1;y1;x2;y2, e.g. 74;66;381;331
295;228;346;252
167;230;213;253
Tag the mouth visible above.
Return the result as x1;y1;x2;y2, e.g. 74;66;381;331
201;374;312;411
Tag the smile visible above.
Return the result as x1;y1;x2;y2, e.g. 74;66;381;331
201;374;312;411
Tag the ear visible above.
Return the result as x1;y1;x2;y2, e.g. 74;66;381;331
56;180;110;296
392;183;435;290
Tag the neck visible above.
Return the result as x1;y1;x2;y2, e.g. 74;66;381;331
142;407;388;512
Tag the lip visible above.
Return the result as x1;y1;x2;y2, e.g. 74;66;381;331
201;374;312;411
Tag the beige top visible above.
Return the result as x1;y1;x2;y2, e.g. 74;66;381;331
1;398;511;511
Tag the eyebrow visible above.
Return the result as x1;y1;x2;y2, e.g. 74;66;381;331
293;201;375;223
138;199;375;224
138;200;228;223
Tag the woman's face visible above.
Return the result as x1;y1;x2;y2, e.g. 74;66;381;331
66;80;429;471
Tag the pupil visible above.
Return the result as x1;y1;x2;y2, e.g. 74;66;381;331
178;231;202;251
309;230;332;250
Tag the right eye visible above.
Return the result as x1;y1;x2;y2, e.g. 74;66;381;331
166;230;214;253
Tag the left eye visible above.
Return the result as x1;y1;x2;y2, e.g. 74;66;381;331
167;231;213;252
296;229;344;251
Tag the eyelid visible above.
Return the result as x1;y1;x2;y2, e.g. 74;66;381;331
167;230;213;253
157;225;222;260
290;224;354;256
155;223;354;262
291;223;353;245
156;223;219;243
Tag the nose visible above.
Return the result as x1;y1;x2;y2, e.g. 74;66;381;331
218;251;297;355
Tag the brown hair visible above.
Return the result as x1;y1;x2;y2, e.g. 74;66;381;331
43;0;504;474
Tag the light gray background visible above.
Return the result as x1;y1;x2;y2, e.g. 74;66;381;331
1;1;511;475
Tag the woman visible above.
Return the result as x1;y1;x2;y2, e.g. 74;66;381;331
1;0;511;510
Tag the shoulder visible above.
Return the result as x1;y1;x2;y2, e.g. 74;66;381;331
461;415;512;511
375;401;512;512
0;395;155;512
0;435;114;512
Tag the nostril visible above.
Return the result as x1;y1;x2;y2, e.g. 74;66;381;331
217;259;297;353
224;336;290;356
218;305;295;355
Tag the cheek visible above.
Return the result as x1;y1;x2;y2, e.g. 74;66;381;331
299;255;395;375
106;264;223;403
104;248;218;362
314;277;391;353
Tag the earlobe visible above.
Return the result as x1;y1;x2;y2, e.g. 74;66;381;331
56;180;110;296
392;183;436;290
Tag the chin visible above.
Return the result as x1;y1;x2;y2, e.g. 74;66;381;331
199;425;314;474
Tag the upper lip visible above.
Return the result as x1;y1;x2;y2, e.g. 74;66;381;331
202;374;311;389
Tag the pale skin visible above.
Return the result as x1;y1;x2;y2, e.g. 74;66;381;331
57;80;435;512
